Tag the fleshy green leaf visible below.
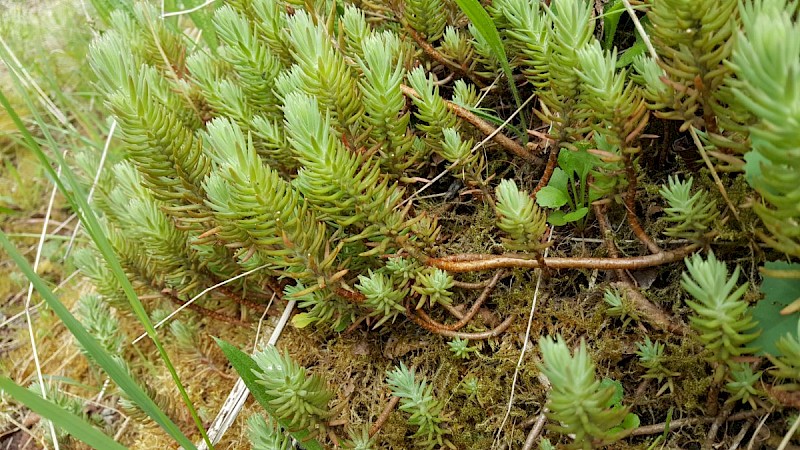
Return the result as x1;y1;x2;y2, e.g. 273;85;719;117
599;378;624;407
548;167;570;194
291;313;318;329
622;413;640;430
743;151;777;195
558;146;597;180
616;39;647;68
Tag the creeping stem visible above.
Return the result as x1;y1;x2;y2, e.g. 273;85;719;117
409;244;700;273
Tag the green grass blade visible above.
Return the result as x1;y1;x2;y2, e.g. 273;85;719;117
0;376;128;450
216;339;324;450
615;38;646;68
0;231;197;450
453;0;526;140
87;0;134;25
467;106;525;138
602;0;625;51
0;57;209;448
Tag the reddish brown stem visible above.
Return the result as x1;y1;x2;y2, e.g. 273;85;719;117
533;146;560;195
419;244;699;273
406;28;487;88
218;286;280;317
400;84;532;161
417;270;503;331
594;203;629;281
161;289;249;326
328;430;340;447
335;287;366;304
343;315;368;334
452;278;493;289
594;204;690;335
369;396;400;437
768;385;800;408
408;308;514;339
623;153;662;254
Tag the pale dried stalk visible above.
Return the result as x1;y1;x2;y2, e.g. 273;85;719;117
191;300;296;450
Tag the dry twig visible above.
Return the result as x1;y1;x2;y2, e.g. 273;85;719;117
521;414;547;450
623;153;663;254
453;278;494;289
630;409;768;436
595;202;689;334
704;401;735;450
415;244;700;273
369;396;400;437
611;282;690;335
728;419;754;450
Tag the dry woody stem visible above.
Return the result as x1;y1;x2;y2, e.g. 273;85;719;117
630;409;768;436
369;396;400;437
610;282;690;335
416;244;700;273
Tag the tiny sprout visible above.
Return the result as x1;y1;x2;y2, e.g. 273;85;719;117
386;362;451;449
603;288;639;328
441;127;475;164
459;375;480;399
769;318;800;390
538;335;629;448
448;337;479;359
252;346;332;432
247;414;291;450
724;363;763;409
636;337;679;395
452;79;478;108
342;424;376;450
412;267;454;309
